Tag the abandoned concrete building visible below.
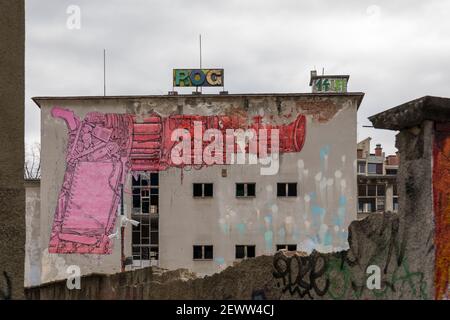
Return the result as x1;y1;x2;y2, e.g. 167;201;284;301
357;138;399;217
25;72;364;286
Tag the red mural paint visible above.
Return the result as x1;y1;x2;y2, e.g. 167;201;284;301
49;107;306;254
130;114;306;171
433;123;450;299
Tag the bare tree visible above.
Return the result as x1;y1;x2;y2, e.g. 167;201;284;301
24;142;41;180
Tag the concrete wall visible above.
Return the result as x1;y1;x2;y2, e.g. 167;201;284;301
25;181;41;287
24;212;430;300
0;0;25;299
34;94;360;283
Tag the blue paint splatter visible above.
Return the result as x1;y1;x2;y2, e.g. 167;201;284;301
339;195;347;206
320;145;331;171
215;257;225;266
320;145;330;161
264;230;273;251
220;222;229;235
236;223;246;235
324;230;333;246
278;227;286;242
264;215;272;225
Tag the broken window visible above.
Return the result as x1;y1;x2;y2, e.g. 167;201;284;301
131;172;159;268
193;245;213;260
235;245;256;259
193;183;213;198
277;183;297;197
236;183;256;197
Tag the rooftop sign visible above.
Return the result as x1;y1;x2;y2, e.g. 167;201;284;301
173;69;224;87
309;70;349;93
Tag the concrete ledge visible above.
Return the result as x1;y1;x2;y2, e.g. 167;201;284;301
369;96;450;131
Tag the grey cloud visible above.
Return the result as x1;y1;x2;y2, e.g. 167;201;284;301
25;0;450;155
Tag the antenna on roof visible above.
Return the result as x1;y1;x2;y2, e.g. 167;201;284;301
103;49;106;96
199;34;202;93
199;34;202;69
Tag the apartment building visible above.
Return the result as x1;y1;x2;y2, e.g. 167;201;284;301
357;137;399;216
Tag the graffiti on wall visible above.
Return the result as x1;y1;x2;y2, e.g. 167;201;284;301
432;123;450;300
272;214;428;299
49;107;306;254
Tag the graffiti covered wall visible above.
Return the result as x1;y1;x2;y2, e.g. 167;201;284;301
433;123;450;300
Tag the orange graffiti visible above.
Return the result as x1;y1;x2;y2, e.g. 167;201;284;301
433;123;450;300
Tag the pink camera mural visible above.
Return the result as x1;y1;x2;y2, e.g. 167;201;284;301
49;107;306;254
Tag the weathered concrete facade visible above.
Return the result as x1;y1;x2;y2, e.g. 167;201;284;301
0;0;25;299
370;96;450;300
25;180;41;287
31;93;362;284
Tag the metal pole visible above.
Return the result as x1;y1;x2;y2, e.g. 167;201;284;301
199;34;202;93
103;49;106;96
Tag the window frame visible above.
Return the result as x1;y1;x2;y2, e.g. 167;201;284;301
235;245;256;259
193;245;214;260
276;244;297;251
193;183;214;198
277;183;298;198
235;183;256;198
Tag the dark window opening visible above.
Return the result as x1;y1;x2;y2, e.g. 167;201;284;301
193;245;213;260
235;245;256;259
236;183;256;197
377;184;386;196
193;246;203;259
358;184;366;196
277;183;286;197
193;183;213;198
204;184;213;197
276;244;297;251
277;183;297;197
367;185;376;196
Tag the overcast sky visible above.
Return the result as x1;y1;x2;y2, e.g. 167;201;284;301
25;0;450;155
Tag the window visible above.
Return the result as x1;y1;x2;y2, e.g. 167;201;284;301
236;183;256;197
132;172;159;267
277;183;297;197
367;185;376;196
193;245;213;260
393;184;398;196
386;169;397;175
358;184;367;196
358;162;366;174
377;184;386;196
358;198;376;213
235;245;256;259
193;183;213;198
132;173;159;214
393;197;399;211
368;163;383;174
276;244;297;251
